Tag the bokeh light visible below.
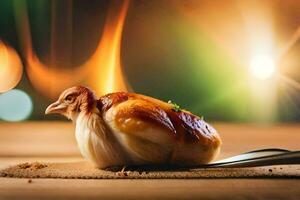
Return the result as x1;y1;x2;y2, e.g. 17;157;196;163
0;89;33;121
0;0;298;122
250;54;276;80
0;41;23;93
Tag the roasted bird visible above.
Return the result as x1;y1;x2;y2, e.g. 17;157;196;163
45;86;221;168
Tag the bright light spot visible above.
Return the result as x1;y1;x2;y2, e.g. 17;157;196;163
0;89;33;121
249;54;276;80
0;42;23;93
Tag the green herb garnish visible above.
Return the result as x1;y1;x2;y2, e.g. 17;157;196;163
168;100;181;112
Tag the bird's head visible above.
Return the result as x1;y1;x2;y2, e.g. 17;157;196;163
45;86;97;120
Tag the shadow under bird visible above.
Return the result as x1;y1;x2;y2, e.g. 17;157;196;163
45;86;221;169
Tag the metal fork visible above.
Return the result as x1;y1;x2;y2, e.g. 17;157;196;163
205;148;300;167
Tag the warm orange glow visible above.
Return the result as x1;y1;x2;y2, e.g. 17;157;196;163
0;41;23;93
175;1;276;70
86;0;130;95
15;0;130;99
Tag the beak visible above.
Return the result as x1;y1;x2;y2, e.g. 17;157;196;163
45;101;66;115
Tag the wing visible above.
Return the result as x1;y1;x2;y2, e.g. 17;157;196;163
102;97;177;165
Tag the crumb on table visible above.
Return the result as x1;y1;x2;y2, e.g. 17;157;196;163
18;162;47;170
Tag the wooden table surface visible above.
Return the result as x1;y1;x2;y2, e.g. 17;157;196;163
0;122;299;200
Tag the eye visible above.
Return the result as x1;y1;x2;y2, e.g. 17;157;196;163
65;94;76;102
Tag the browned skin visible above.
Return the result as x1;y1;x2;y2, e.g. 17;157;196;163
97;92;221;151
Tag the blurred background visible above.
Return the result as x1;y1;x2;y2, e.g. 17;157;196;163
1;0;300;123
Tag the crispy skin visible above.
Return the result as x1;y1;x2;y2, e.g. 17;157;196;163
97;92;221;149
